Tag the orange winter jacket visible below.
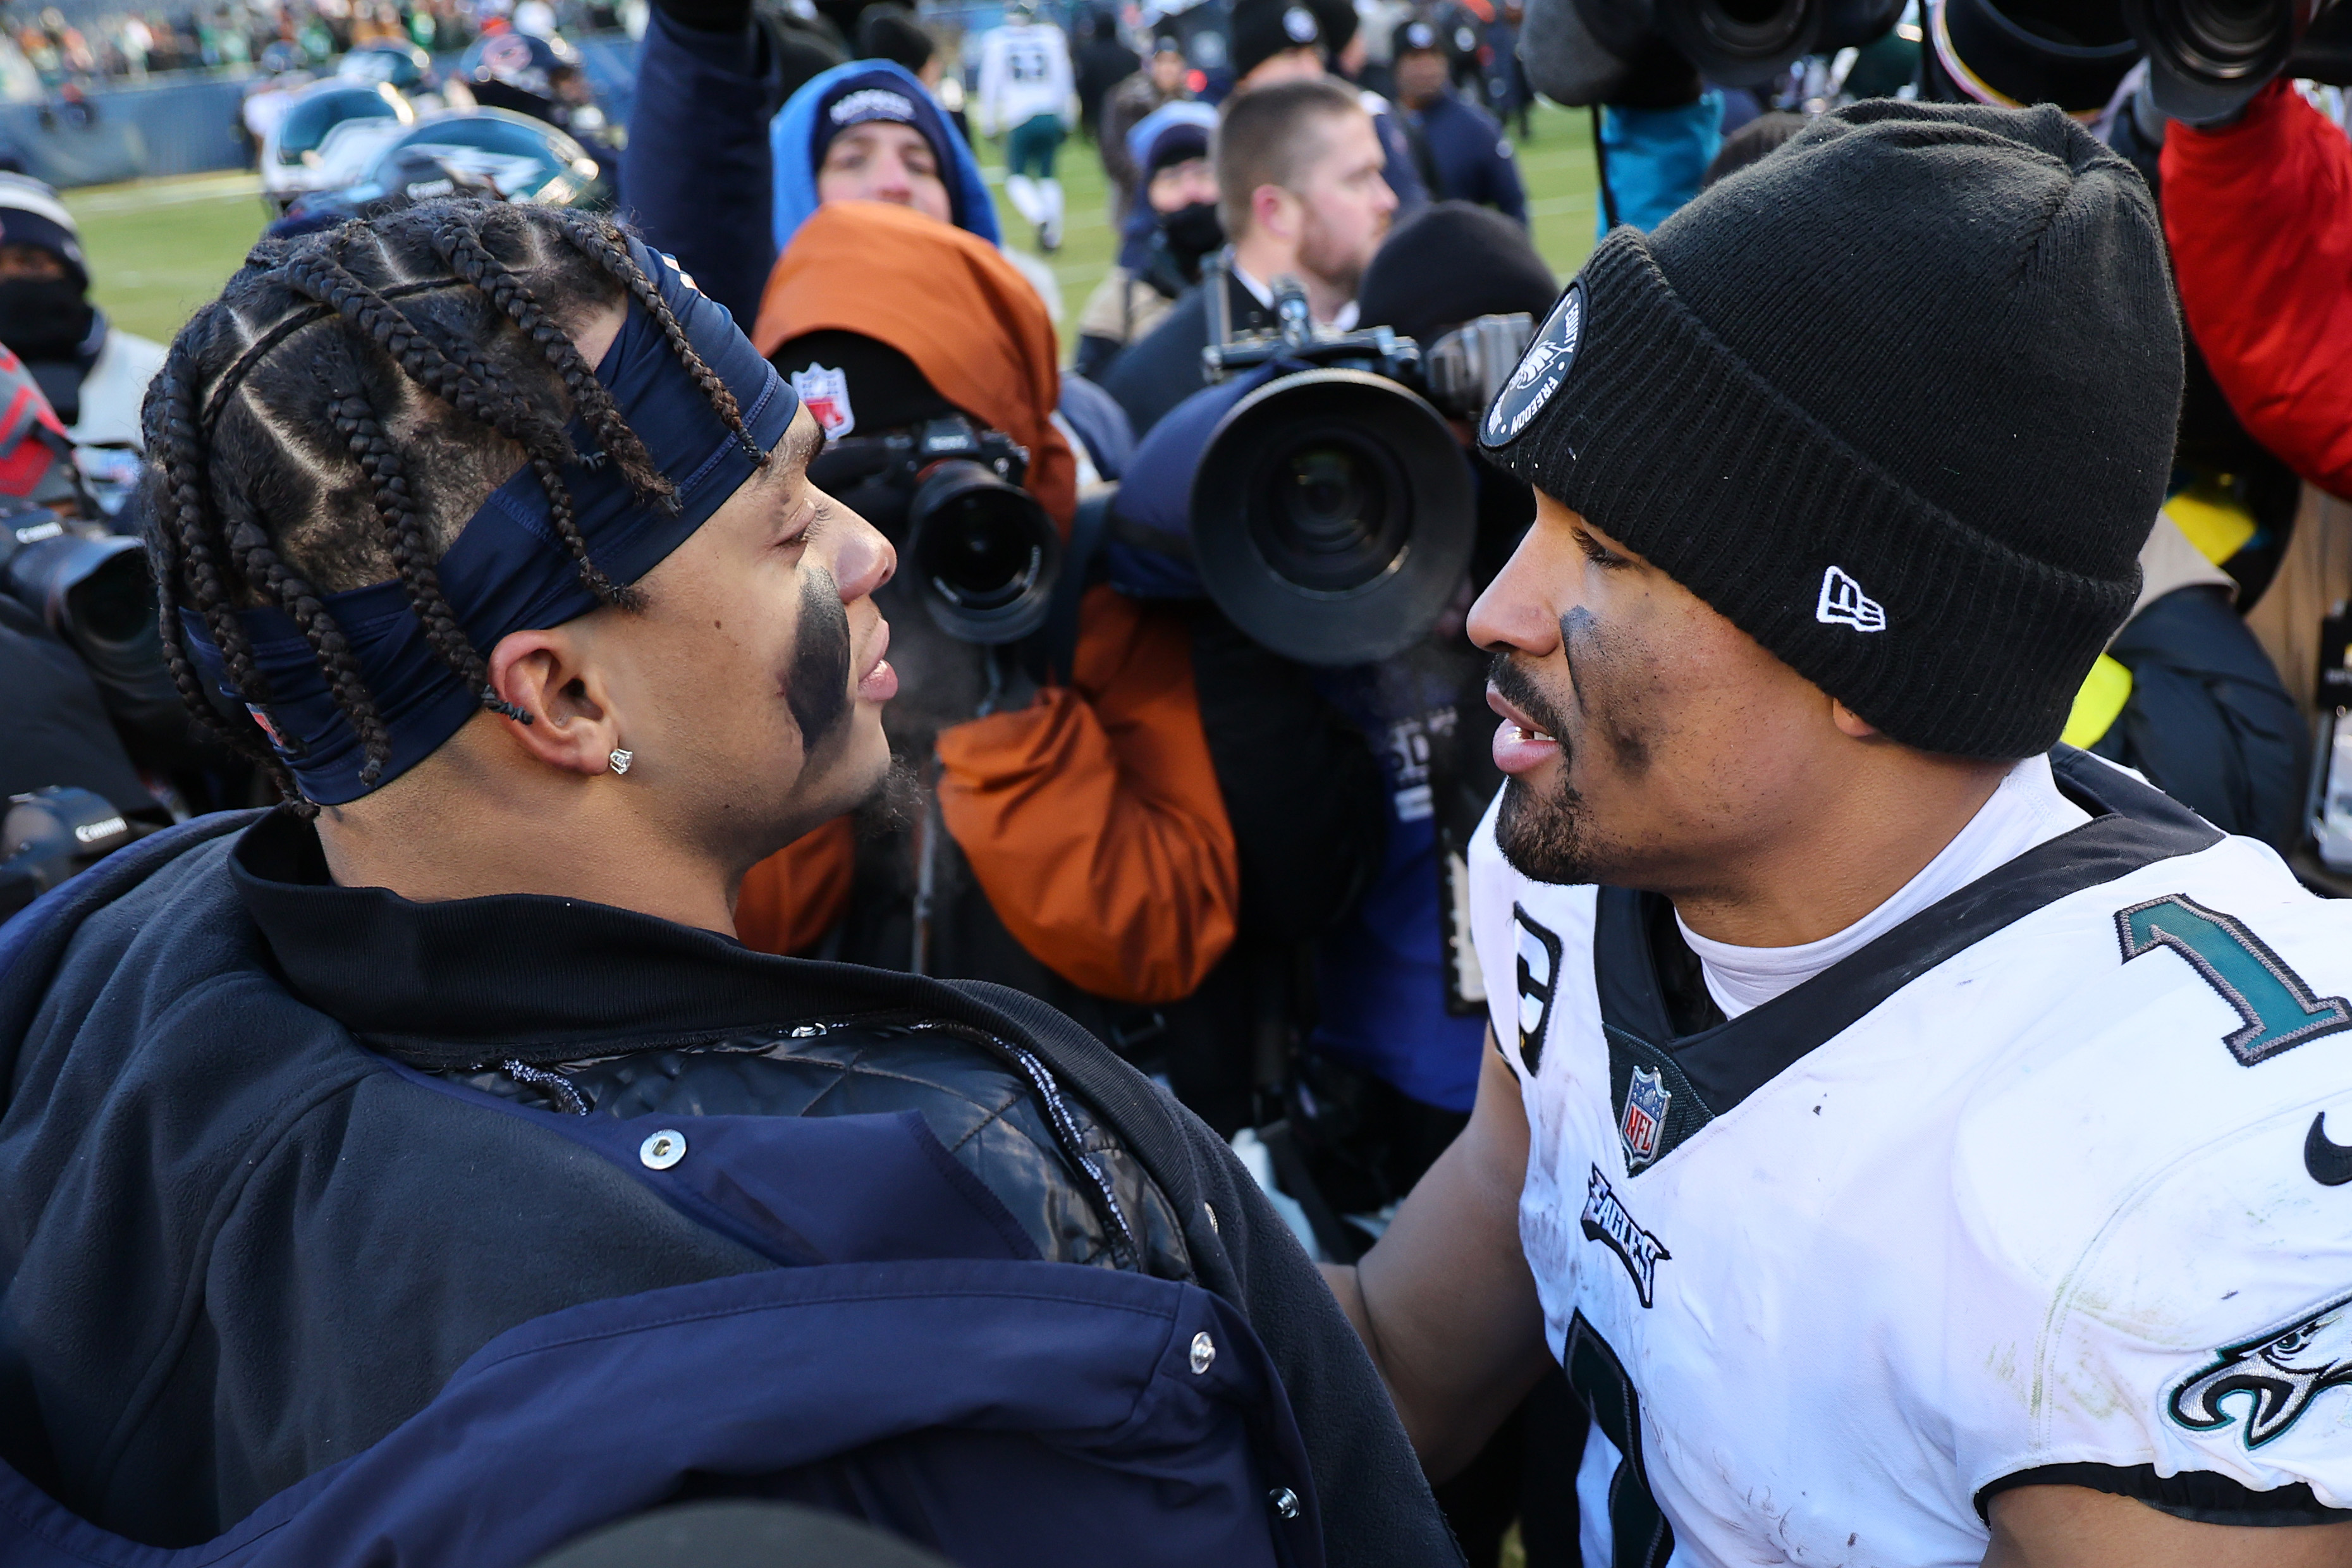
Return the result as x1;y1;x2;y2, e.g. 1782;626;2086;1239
732;202;1239;1002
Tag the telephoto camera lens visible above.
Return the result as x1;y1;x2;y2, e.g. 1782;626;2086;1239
1657;0;1820;80
1518;0;1899;101
0;785;137;918
905;461;1064;644
2122;0;2344;118
0;508;193;760
1192;370;1474;667
0;514;167;694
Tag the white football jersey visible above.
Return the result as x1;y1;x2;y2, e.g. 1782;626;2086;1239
1469;747;2352;1567
975;21;1074;134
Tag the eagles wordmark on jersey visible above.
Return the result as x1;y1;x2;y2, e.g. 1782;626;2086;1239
1469;747;2352;1567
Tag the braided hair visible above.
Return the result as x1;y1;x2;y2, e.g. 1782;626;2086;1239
140;199;764;812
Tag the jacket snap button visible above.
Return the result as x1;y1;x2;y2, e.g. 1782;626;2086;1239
1270;1487;1300;1520
1189;1331;1216;1375
639;1129;687;1170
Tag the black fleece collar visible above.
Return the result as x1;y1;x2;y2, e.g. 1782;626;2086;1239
233;810;957;1069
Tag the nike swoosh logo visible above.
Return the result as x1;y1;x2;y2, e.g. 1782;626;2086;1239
2307;1111;2352;1187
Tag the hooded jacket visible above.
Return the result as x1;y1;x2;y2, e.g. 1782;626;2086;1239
740;202;1240;1010
622;28;997;327
771;59;1001;255
0;809;1458;1566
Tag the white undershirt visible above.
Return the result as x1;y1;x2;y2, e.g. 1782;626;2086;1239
1230;260;1360;330
1676;754;2092;1020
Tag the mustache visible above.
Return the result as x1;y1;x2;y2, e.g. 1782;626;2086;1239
1488;649;1571;740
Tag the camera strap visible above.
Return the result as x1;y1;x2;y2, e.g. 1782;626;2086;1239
1030;490;1116;687
1207;251;1236;356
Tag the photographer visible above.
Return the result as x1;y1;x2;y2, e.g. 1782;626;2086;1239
623;0;1077;365
0;343;258;907
744;199;1242;1055
0;174;162;464
1105;201;1571;1562
0;347;162;838
0;201;1453;1567
1102;77;1398;435
1075;102;1223;379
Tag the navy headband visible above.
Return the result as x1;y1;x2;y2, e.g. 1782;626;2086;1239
185;237;800;805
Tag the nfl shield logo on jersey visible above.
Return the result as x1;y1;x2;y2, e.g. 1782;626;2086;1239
1620;1065;1669;1171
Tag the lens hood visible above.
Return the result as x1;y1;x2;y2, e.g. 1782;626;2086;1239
2122;0;2329;119
1933;0;2141;111
1520;0;1878;99
906;460;1063;644
1655;0;1825;83
1191;370;1474;668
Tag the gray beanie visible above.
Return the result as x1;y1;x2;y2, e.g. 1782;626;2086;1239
1479;99;2183;759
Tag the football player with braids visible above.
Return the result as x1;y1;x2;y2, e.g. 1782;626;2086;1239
0;200;1454;1568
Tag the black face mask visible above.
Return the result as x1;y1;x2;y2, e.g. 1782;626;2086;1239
0;278;97;363
1158;200;1224;264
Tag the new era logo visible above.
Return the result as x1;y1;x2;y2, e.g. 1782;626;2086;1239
1816;565;1886;632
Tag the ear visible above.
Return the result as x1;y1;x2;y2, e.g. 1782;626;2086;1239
1251;181;1297;240
485;625;628;777
1830;697;1882;740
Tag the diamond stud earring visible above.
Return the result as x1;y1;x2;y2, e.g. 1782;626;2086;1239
607;748;635;776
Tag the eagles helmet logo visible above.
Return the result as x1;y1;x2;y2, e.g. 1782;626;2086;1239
1481;283;1583;451
2170;1289;2352;1448
1512;903;1562;1075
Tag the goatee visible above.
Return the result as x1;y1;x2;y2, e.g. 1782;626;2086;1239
1488;652;1595;885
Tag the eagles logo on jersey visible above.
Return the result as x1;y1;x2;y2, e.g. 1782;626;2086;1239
2172;1289;2352;1449
1580;1165;1670;1307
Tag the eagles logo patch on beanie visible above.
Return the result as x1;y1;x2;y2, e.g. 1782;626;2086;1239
1481;282;1582;451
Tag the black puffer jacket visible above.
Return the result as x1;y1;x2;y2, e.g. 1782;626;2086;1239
0;808;1459;1565
450;1022;1193;1277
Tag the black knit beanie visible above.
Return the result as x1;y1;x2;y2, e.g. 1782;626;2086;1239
1232;0;1325;79
1479;99;2182;759
1357;200;1559;347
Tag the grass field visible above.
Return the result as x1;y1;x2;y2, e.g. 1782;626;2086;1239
64;97;1600;357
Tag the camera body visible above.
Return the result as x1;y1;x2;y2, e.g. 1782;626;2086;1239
1189;282;1481;667
0;501;207;771
0;786;138;919
809;416;1063;645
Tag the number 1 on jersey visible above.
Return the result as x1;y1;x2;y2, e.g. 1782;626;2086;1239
1563;1313;1674;1568
2116;894;2352;1065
